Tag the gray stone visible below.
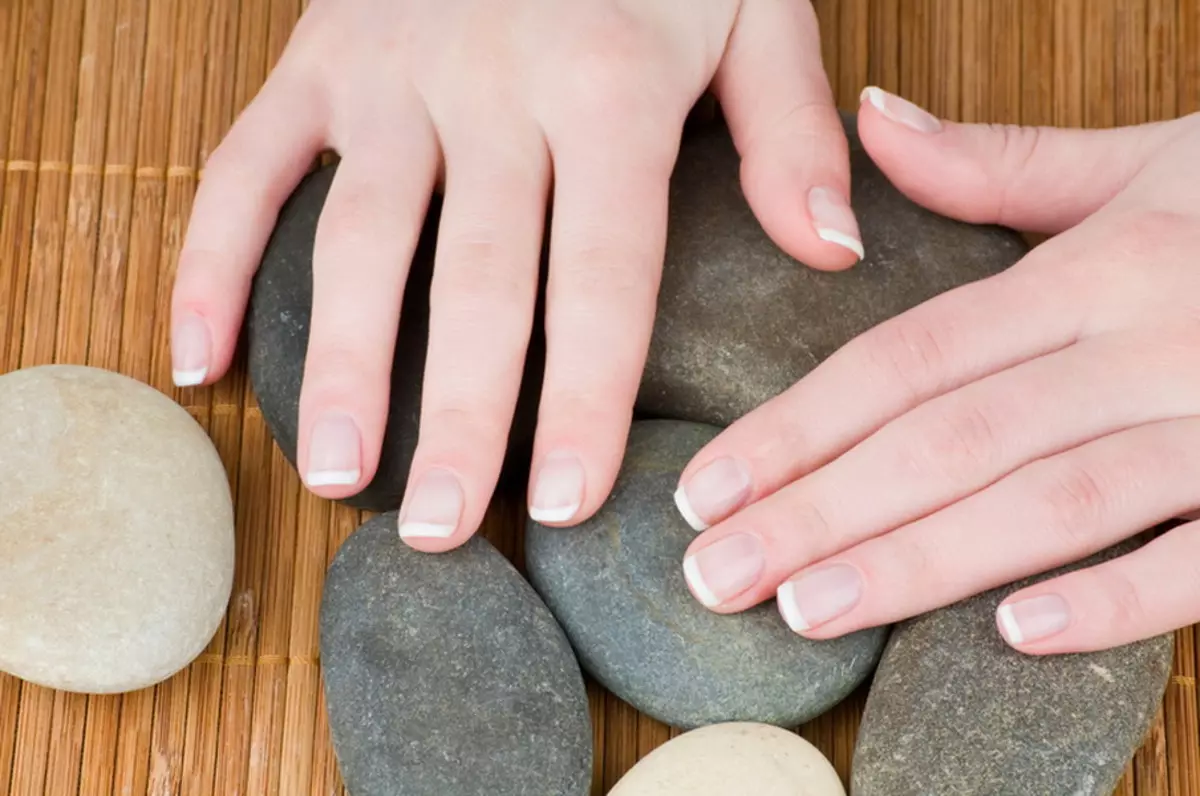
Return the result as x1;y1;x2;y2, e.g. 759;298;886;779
320;513;592;796
247;114;1028;511
0;365;234;694
851;536;1174;796
525;419;888;730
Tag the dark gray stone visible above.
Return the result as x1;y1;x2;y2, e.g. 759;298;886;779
851;536;1175;796
525;419;888;730
320;514;592;796
247;114;1028;511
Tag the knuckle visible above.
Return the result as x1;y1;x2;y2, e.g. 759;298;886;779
1098;570;1149;630
433;236;535;312
1037;462;1109;548
555;243;656;307
909;403;1003;481
859;314;951;404
422;402;512;453
980;124;1043;223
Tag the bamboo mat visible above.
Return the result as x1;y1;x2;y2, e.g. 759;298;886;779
0;0;1198;794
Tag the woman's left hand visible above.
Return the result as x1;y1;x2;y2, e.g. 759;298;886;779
675;87;1200;655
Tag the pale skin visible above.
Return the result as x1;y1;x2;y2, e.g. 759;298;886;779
171;0;1200;658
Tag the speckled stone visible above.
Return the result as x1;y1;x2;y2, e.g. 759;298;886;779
637;115;1028;426
0;365;235;694
320;513;592;796
525;419;888;730
247;114;1027;512
851;536;1175;796
609;722;846;796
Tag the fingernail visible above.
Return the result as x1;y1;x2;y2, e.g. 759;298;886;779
682;533;765;608
674;456;752;532
860;86;942;133
305;412;362;487
777;563;863;631
997;594;1070;645
398;468;465;539
171;311;211;386
530;451;586;523
808;187;864;260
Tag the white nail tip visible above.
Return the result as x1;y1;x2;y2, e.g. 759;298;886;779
172;368;207;387
683;555;719;608
529;503;580;524
777;581;810;632
861;85;886;112
398;521;457;539
673;486;708;532
816;228;865;260
305;469;360;487
997;604;1024;645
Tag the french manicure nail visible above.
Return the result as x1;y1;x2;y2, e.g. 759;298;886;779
398;468;465;539
172;311;212;387
808;187;864;260
860;86;943;133
674;456;752;532
777;563;863;632
529;451;585;523
682;533;766;608
997;594;1070;645
305;412;362;487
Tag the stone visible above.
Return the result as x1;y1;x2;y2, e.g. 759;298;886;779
525;419;888;729
851;536;1175;796
247;114;1027;512
320;513;592;796
0;364;235;694
609;722;846;796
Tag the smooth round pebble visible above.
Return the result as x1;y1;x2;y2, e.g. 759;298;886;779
525;419;888;729
320;513;592;796
609;722;845;796
0;365;235;694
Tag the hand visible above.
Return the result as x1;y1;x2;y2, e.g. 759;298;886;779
170;0;861;551
676;87;1200;655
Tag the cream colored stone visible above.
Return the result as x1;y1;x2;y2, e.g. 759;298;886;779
610;722;846;796
0;365;234;694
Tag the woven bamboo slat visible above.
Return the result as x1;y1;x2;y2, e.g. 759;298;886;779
1;1;1198;793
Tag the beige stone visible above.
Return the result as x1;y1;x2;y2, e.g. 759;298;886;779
610;722;845;796
0;365;234;693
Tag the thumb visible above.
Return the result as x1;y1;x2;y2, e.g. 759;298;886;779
855;87;1182;235
713;0;861;271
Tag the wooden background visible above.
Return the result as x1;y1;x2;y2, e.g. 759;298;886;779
0;0;1197;794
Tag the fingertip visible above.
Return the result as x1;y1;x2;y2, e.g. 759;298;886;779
739;151;863;272
396;465;478;553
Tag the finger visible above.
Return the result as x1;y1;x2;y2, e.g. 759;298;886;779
769;417;1200;640
996;520;1200;655
397;123;551;552
674;242;1086;531
298;106;440;498
528;132;677;527
855;86;1186;234
172;68;327;386
713;0;860;270
680;330;1200;613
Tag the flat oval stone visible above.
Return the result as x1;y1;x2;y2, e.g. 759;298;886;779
851;536;1174;796
320;513;592;796
0;365;234;694
609;722;845;795
247;115;1027;512
525;419;887;729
